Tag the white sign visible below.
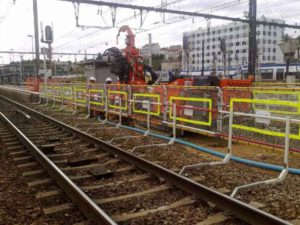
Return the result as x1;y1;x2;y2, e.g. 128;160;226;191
142;100;150;109
184;105;193;116
115;96;120;104
255;110;270;125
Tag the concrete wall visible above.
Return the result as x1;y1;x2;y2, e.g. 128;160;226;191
0;86;39;103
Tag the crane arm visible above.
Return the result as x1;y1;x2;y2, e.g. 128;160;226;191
116;25;135;47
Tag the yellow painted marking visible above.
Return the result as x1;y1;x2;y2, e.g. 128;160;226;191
253;90;300;115
90;89;104;106
74;87;87;103
133;93;161;116
169;96;212;126
230;98;300;140
108;91;128;110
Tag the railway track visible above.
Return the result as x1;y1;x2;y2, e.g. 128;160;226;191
0;96;292;225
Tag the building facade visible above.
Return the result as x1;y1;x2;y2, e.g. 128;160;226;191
182;16;285;75
141;43;161;57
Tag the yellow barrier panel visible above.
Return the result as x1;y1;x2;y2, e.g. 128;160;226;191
108;91;127;110
133;93;161;116
90;89;104;106
169;96;212;126
39;83;47;97
46;84;54;97
74;86;87;104
253;90;300;115
54;85;62;100
230;98;300;140
63;86;73;100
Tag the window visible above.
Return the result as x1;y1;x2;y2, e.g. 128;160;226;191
230;43;234;47
196;54;200;57
263;39;266;44
236;41;240;46
263;31;266;35
257;39;261;44
273;40;277;44
229;35;233;39
242;49;247;53
235;27;239;31
206;46;210;49
218;30;221;33
218;51;221;55
242;41;247;45
207;39;211;42
262;55;265;60
229;28;233;31
236;34;240;38
268;31;271;36
212;45;215;49
268;48;271;52
273;56;276;60
273;32;277;36
212;31;215;34
268;40;271;44
207;59;210;63
273;48;276;53
242;25;247;30
196;47;200;50
197;33;200;37
257;31;261;35
218;37;221;40
224;28;227;32
268;56;270;60
236;49;239;53
212;38;215;41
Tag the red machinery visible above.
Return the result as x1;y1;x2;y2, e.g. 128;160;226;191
105;25;253;88
104;25;157;85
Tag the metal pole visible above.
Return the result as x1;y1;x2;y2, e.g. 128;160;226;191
284;116;290;169
20;55;23;88
228;107;234;155
148;33;152;67
201;39;205;76
33;0;40;76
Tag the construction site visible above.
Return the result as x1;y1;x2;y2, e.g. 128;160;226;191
1;0;300;225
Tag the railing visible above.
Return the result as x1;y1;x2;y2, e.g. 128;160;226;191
37;82;300;152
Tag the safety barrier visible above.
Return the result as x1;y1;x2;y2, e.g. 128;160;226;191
37;82;300;152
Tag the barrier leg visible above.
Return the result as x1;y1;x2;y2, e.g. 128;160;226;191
179;107;233;175
230;116;290;197
144;101;151;136
131;102;175;154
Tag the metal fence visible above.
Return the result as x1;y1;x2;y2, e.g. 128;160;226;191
37;82;300;152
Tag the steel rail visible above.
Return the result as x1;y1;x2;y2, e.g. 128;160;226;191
0;111;116;225
0;96;291;225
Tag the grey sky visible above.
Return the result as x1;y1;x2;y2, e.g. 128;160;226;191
0;0;300;63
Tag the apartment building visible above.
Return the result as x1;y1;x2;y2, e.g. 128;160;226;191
182;16;285;74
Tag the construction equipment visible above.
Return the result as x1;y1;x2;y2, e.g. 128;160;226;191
103;25;158;85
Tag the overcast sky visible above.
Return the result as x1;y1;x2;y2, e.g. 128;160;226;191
0;0;300;63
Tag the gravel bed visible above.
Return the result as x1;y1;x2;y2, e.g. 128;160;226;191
28;103;300;222
102;189;188;215
236;175;300;220
121;201;215;225
91;128;137;141
111;135;165;150
75;169;145;186
87;178;161;199
0;124;86;225
135;144;211;169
